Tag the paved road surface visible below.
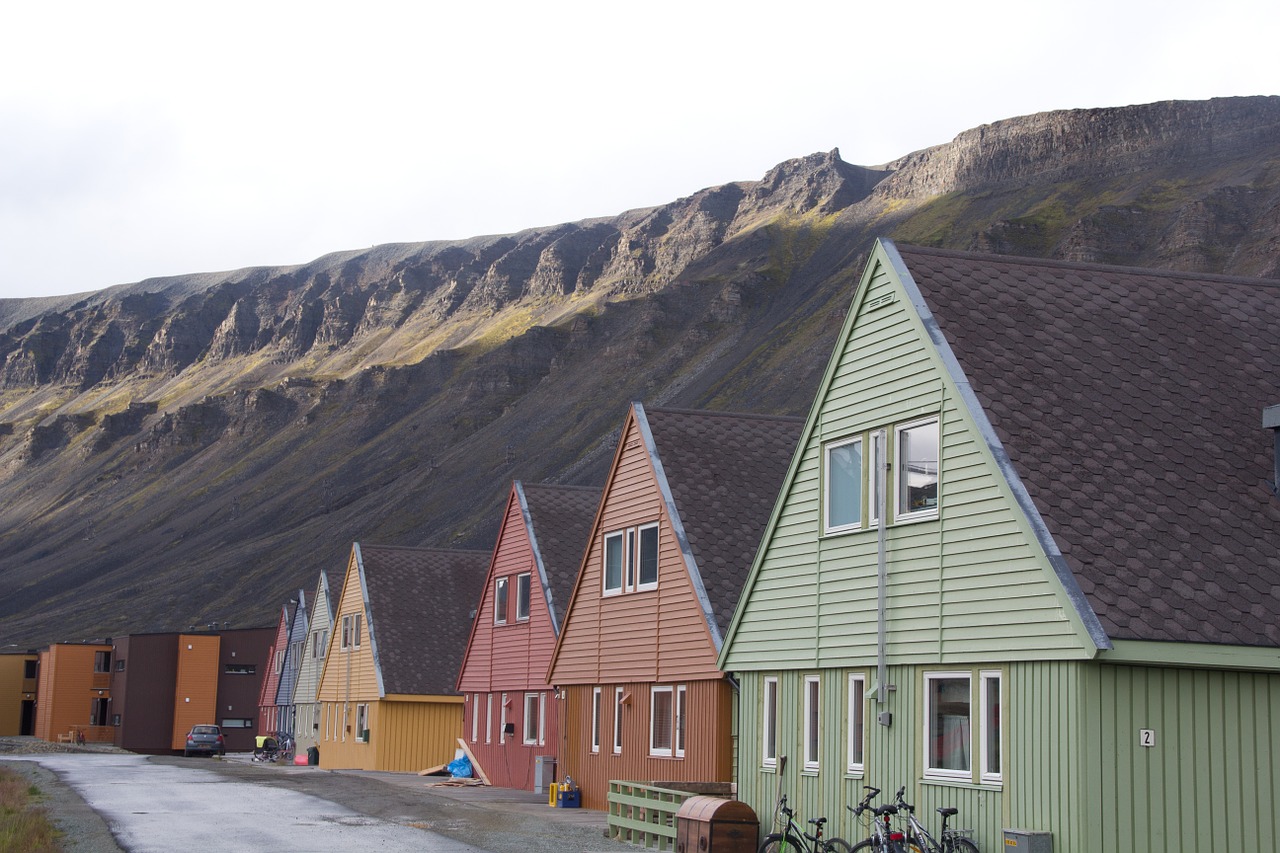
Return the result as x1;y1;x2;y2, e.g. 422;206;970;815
9;752;488;852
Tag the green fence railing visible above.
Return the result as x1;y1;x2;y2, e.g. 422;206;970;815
606;781;694;849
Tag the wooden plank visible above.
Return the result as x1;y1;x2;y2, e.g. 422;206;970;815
456;737;491;786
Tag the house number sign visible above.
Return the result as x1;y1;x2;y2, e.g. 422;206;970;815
1140;729;1156;747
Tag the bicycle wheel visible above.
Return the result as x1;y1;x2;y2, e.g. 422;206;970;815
947;840;979;853
759;832;807;853
823;837;854;853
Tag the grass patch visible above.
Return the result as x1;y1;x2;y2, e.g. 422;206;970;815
0;767;60;852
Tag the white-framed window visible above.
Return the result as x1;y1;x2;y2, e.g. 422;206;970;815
494;577;509;624
637;524;659;590
803;675;821;772
897;417;939;519
924;672;971;780
341;613;362;650
675;685;686;757
650;686;674;757
500;692;508;744
591;687;602;753
604;532;625;595
471;694;480;743
313;629;327;659
614;687;625;754
523;693;540;745
604;526;659;595
762;676;778;768
539;692;547;745
847;674;866;775
355;703;369;742
825;437;863;533
516;572;532;621
274;648;285;673
980;671;1002;785
485;693;493;744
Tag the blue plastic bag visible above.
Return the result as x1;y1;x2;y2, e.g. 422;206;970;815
446;755;472;778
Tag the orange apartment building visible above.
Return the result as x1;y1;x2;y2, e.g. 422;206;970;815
34;642;115;743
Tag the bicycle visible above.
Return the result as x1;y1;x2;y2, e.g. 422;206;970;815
890;786;979;853
758;794;852;853
847;787;906;853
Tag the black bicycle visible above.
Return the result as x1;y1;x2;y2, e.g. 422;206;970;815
890;786;979;853
758;795;852;853
847;787;906;853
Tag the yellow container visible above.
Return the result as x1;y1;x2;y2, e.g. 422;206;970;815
549;782;558;807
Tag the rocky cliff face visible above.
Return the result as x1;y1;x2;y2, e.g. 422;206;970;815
1;96;1278;646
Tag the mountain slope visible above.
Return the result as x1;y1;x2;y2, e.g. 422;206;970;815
2;96;1279;647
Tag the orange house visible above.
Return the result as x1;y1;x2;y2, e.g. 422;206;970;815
0;650;38;736
317;543;488;771
456;481;601;790
547;404;802;809
33;643;115;744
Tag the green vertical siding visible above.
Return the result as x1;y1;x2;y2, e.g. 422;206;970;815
1084;664;1280;852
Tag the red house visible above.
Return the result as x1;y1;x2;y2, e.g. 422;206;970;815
457;481;601;790
256;604;290;736
547;404;801;809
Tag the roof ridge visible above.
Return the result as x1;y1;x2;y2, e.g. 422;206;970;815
645;405;805;423
894;242;1280;288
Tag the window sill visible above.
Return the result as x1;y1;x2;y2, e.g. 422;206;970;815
921;777;1002;792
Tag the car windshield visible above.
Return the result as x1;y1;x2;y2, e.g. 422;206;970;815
191;726;219;735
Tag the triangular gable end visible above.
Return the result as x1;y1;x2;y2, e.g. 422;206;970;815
548;404;722;686
720;238;1105;673
455;483;527;692
318;543;385;701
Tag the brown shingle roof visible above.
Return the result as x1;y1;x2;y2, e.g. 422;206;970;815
356;544;489;695
518;483;602;631
894;242;1280;647
641;406;804;640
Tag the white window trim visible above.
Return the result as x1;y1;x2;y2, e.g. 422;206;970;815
523;692;539;745
352;613;362;649
980;670;1003;786
494;577;509;625
824;437;864;534
500;692;508;744
803;675;821;772
762;676;778;768
650;686;674;757
471;694;479;743
924;671;972;781
895;416;940;522
516;572;532;621
869;430;886;526
591;687;602;753
675;685;686;758
847;673;866;775
613;687;624;754
485;693;493;744
636;524;660;591
603;532;625;595
539;692;547;746
355;703;368;743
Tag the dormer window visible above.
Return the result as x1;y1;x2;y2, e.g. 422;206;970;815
603;524;660;595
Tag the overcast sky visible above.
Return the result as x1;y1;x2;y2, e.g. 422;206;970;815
2;1;1277;300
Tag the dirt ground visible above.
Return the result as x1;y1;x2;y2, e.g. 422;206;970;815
0;738;640;853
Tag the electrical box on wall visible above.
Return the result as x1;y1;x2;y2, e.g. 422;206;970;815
1003;829;1052;852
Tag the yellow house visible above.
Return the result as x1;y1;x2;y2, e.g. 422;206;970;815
317;543;489;771
0;651;38;736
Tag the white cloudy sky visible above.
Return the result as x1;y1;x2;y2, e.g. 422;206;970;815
2;1;1277;300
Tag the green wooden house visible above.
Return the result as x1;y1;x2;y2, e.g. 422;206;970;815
719;239;1280;852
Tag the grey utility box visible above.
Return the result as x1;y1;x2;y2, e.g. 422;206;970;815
1003;829;1053;852
533;755;556;794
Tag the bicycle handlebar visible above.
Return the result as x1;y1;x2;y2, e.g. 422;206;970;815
893;785;915;813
